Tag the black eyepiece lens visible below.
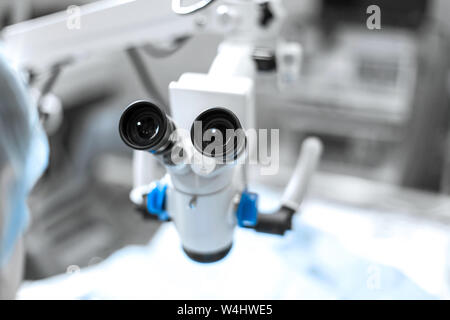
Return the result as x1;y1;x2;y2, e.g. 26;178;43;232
132;115;159;142
203;119;234;151
119;101;171;151
191;107;245;159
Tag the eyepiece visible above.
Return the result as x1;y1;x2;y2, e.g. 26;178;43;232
119;101;175;153
190;107;245;160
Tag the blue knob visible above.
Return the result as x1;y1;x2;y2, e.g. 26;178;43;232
236;191;259;227
147;182;169;221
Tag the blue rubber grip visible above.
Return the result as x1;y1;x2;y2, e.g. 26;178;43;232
236;191;259;227
147;182;169;221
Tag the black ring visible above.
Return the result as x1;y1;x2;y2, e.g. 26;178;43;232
119;100;169;151
183;244;232;263
190;107;245;160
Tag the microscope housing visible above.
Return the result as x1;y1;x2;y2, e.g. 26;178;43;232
119;100;248;262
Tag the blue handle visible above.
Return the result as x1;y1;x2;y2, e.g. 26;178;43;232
236;191;259;227
147;182;169;221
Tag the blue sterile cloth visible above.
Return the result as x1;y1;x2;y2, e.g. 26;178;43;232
18;193;438;299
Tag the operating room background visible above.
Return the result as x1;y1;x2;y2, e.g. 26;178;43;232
1;0;450;279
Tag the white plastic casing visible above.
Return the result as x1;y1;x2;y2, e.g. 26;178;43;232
166;175;238;254
165;45;254;255
169;72;254;132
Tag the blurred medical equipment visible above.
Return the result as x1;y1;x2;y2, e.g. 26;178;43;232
260;0;450;192
0;49;49;298
119;100;321;261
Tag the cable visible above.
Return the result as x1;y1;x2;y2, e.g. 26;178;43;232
126;47;170;114
141;36;191;59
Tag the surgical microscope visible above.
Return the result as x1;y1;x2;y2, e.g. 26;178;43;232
119;100;322;261
2;0;322;262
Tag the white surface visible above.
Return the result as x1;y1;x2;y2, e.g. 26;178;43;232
18;184;449;299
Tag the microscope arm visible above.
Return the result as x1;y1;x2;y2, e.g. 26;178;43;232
1;0;202;71
2;0;284;73
252;137;323;235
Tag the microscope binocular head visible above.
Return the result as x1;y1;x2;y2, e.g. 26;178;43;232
119;100;249;263
119;101;246;168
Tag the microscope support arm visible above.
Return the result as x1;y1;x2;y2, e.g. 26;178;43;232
2;0;284;73
1;0;203;71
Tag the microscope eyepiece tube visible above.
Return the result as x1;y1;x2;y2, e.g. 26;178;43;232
190;107;246;162
119;101;176;154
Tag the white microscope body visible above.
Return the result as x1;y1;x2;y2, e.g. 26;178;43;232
120;100;249;261
166;141;244;261
167;168;239;260
121;99;322;262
